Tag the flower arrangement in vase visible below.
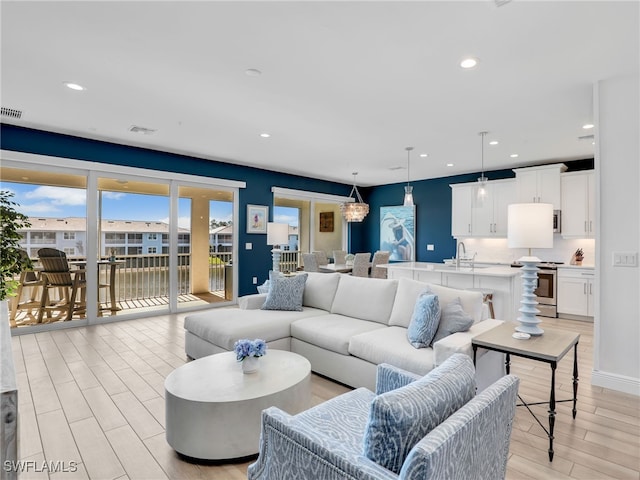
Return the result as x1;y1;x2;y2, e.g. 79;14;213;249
233;338;267;373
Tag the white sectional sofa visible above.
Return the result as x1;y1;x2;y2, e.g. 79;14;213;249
184;272;505;391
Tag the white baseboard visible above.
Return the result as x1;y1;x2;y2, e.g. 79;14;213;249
591;369;640;396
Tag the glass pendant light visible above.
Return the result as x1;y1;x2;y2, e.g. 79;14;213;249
340;172;369;222
403;147;414;206
476;132;488;207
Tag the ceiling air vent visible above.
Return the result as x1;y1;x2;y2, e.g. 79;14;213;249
578;134;595;140
389;166;404;171
128;125;156;135
1;107;23;119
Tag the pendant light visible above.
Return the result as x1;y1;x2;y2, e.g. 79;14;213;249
403;147;414;206
476;132;488;206
340;172;369;222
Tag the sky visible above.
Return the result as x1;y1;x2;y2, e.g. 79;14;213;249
2;182;299;228
2;182;233;230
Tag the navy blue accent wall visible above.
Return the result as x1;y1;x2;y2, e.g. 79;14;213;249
362;169;515;263
1;125;357;295
1;124;594;294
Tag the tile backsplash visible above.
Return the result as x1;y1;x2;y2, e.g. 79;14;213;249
454;236;596;266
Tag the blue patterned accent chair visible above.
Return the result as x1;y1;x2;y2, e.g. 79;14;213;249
247;354;519;480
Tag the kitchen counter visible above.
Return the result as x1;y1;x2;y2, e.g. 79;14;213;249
379;262;521;278
557;264;595;270
379;262;523;321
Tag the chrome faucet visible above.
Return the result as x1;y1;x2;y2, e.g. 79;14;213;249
456;241;466;268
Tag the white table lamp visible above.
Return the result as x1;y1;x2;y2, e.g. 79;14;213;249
507;203;554;335
267;222;289;273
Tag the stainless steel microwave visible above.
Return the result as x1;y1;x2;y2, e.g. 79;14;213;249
553;210;561;233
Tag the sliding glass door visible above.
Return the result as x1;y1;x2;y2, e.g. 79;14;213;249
273;187;350;269
1;152;242;332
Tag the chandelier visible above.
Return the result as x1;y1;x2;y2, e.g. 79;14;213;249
340;172;369;222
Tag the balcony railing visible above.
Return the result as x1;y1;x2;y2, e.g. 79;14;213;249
11;250;309;325
279;250;300;273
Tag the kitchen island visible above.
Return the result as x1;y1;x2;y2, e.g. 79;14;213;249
379;262;522;322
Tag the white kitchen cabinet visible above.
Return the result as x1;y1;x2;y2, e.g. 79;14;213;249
471;180;516;237
561;171;596;238
441;272;474;290
557;268;595;318
451;179;515;238
414;270;442;284
451;184;473;237
513;164;567;209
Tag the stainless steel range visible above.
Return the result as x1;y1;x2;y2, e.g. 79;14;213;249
511;262;562;318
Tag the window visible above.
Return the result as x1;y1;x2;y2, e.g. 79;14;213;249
148;233;157;240
127;246;142;255
148;246;157;254
162;246;169;254
128;233;143;243
31;231;56;244
162;234;169;243
64;232;76;240
178;246;190;254
178;233;190;243
63;247;75;256
105;233;126;244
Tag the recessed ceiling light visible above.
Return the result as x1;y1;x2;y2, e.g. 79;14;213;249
260;133;271;138
245;69;262;77
64;82;85;91
419;153;428;158
447;163;454;167
582;123;594;129
510;154;519;158
489;140;499;146
460;57;479;69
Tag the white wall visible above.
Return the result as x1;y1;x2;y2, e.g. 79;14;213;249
593;73;640;395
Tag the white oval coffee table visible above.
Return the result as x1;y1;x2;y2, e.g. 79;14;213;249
165;350;311;461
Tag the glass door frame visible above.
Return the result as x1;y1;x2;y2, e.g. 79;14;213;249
271;187;352;254
2;149;245;331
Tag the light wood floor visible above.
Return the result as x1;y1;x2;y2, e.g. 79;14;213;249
9;315;640;479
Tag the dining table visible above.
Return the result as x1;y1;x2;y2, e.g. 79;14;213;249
318;263;353;273
69;259;125;313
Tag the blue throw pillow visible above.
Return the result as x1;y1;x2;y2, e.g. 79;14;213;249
261;272;308;311
363;354;476;474
407;293;441;348
431;297;474;345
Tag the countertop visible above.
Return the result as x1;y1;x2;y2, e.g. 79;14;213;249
379;262;521;278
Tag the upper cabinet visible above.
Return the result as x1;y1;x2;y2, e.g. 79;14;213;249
451;183;473;237
450;179;516;238
513;163;567;209
561;171;596;238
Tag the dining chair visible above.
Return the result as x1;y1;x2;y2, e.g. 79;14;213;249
37;248;87;322
370;250;391;279
313;251;329;266
9;250;45;327
301;253;319;272
332;250;347;265
351;252;371;277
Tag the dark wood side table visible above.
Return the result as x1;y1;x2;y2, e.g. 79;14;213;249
472;322;580;462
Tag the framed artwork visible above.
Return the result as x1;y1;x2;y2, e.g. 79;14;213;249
319;211;334;232
247;204;268;234
379;205;416;262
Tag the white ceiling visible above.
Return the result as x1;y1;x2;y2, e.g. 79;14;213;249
1;1;638;186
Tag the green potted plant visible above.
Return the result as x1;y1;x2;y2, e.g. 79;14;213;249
1;190;32;308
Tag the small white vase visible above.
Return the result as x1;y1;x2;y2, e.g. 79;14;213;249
242;356;260;374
